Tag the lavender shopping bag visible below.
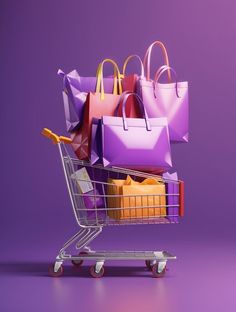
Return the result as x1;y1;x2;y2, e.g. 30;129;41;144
92;92;172;172
72;167;106;222
136;40;188;143
90;91;137;164
138;65;189;143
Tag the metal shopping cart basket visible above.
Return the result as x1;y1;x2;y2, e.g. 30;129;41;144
42;128;184;278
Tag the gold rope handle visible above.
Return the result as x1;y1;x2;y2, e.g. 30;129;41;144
41;128;72;144
96;58;122;100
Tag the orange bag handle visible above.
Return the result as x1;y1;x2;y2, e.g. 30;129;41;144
41;128;72;144
143;41;171;81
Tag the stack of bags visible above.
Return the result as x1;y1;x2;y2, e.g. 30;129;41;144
59;40;188;221
59;40;188;173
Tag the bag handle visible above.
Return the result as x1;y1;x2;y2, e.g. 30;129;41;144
143;41;171;81
153;65;169;82
154;66;180;98
122;93;151;131
114;92;151;131
114;90;130;116
122;54;144;77
96;59;122;100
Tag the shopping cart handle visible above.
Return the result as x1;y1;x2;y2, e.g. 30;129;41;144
59;136;72;144
41;128;72;144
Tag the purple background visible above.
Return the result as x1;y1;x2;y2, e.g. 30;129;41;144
1;0;236;311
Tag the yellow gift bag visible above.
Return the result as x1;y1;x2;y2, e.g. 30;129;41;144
107;175;166;220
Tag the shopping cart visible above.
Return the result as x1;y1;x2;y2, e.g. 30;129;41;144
42;128;184;278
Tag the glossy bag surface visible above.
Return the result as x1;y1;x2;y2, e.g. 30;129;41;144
97;93;172;172
138;66;189;142
137;40;189;142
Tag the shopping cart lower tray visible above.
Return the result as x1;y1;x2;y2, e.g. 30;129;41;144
43;128;184;278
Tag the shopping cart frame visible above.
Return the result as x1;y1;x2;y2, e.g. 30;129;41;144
42;128;184;278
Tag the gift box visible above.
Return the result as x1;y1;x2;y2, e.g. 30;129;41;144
107;175;166;220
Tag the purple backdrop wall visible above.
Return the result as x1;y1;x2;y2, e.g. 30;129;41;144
1;0;235;268
2;1;236;311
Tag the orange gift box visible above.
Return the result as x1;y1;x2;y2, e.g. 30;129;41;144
107;175;166;220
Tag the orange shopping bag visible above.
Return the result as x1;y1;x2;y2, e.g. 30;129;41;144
107;175;166;220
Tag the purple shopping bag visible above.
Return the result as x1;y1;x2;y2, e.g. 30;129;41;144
72;166;106;221
83;188;106;221
137;65;189;143
58;68;115;132
92;92;172;172
90;91;138;164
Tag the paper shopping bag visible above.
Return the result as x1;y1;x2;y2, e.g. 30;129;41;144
96;92;172;172
137;41;189;142
71;59;123;160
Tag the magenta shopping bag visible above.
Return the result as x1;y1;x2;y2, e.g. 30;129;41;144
58;69;116;132
92;92;172;172
138;65;189;142
138;41;189;142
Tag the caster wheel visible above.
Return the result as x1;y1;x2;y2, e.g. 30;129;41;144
71;259;83;267
145;260;153;270
89;265;105;278
71;251;88;267
48;264;64;277
152;263;166;278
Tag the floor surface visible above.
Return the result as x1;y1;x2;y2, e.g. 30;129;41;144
1;239;235;312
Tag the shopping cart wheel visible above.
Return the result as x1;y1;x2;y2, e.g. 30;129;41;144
71;251;88;267
71;259;83;267
89;265;105;278
152;262;166;278
48;264;64;277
